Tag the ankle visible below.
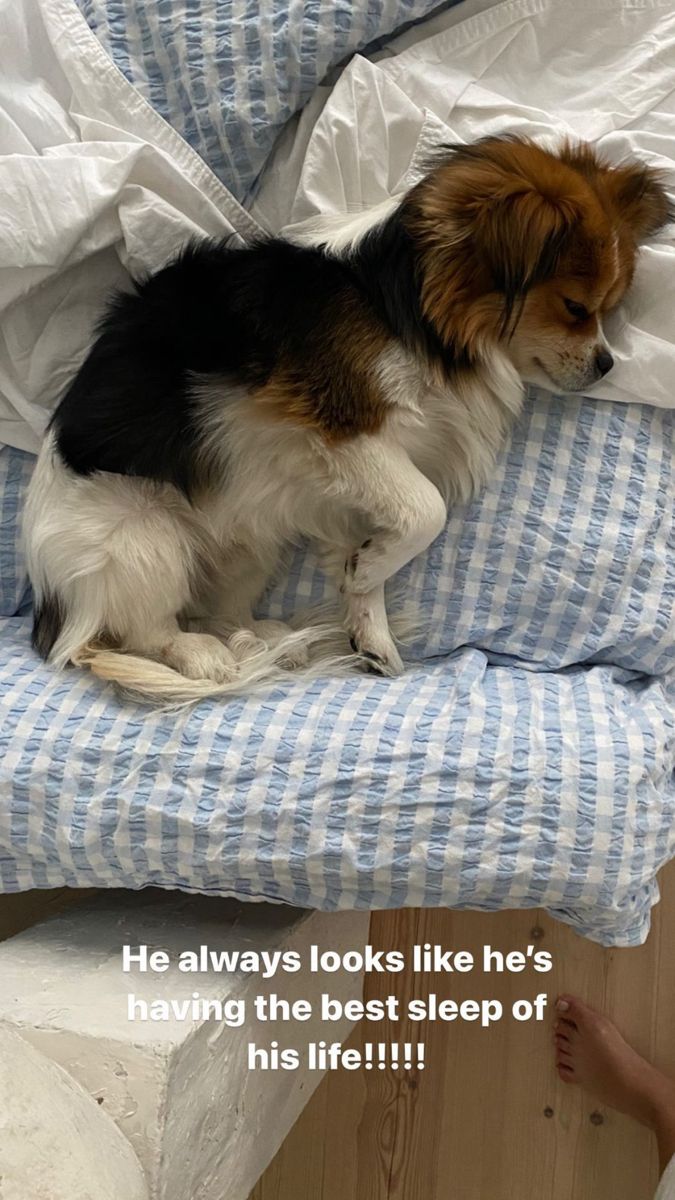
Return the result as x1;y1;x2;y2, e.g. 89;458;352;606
654;1111;675;1178
643;1077;675;1138
615;1067;675;1139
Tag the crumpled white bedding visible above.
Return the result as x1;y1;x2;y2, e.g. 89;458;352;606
0;0;259;454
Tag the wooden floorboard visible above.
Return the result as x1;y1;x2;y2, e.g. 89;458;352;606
251;861;675;1200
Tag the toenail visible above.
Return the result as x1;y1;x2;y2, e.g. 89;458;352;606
589;1111;604;1126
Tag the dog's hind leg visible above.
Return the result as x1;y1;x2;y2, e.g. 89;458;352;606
193;544;275;633
24;438;238;686
190;541;311;668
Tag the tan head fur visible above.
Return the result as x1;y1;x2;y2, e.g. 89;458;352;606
404;136;672;391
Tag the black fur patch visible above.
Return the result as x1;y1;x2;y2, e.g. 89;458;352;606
349;208;468;372
50;239;373;493
50;227;465;494
32;592;65;660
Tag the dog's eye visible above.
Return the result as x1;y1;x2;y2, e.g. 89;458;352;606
564;298;589;321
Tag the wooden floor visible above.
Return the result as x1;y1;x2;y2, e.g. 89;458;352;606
250;861;675;1200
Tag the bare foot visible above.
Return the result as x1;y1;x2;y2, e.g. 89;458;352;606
554;995;675;1172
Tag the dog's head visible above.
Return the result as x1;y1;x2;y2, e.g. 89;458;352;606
407;136;672;391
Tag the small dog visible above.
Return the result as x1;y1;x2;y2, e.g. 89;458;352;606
24;136;671;702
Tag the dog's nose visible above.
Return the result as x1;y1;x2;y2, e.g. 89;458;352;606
595;348;614;378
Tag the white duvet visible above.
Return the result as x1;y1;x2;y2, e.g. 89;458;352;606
0;0;259;452
1;0;675;456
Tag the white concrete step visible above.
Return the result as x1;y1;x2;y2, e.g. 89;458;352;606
0;1025;148;1200
0;892;368;1200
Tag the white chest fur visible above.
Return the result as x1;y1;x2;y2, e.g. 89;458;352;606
376;344;525;504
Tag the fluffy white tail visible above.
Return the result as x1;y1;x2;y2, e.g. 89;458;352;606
72;624;355;708
285;195;401;256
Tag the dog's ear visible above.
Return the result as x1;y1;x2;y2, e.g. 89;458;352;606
410;139;586;343
473;180;581;331
600;161;673;242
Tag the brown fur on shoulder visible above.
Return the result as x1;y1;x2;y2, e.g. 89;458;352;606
253;288;392;440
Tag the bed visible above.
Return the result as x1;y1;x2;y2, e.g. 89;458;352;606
1;0;674;947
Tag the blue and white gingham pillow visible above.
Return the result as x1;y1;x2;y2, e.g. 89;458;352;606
73;0;461;202
0;447;34;617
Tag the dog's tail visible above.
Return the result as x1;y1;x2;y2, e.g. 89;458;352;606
71;624;353;708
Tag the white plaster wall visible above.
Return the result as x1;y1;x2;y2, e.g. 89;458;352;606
0;1025;148;1200
0;894;368;1200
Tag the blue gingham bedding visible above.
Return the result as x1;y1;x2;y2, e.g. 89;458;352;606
72;0;460;203
2;0;674;947
2;389;675;947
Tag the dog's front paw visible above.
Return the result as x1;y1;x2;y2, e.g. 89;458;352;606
342;538;382;595
348;629;403;678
